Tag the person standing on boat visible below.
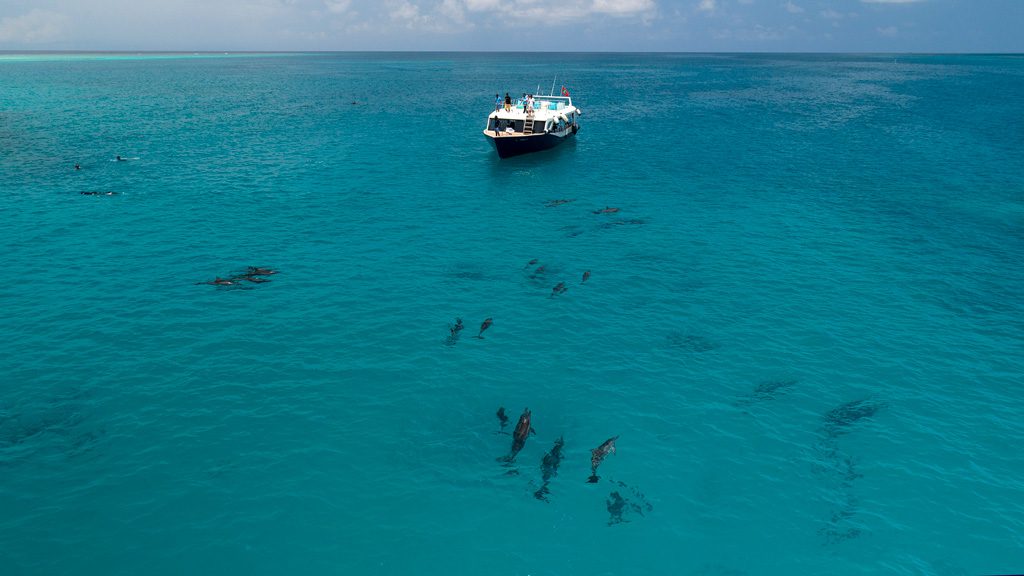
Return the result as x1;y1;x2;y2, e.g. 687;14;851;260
526;94;534;116
504;92;512;112
495;93;501;111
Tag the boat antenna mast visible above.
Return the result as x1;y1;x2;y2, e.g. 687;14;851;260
550;75;556;97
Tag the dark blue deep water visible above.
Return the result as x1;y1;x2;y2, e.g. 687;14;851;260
1;52;1023;575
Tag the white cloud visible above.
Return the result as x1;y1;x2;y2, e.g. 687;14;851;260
436;0;656;26
861;0;924;3
387;0;476;32
389;0;420;21
0;0;661;46
438;0;467;24
463;0;501;9
697;0;716;13
820;8;856;26
784;1;803;14
592;0;655;16
877;25;898;36
324;0;351;14
0;9;69;43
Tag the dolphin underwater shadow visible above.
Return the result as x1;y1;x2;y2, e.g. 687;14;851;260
666;332;720;353
813;398;886;544
495;406;509;434
734;379;799;408
533;436;565;502
605;481;652;526
0;388;105;465
821;398;885;438
443;318;464;346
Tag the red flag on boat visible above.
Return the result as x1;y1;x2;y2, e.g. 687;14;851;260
561;86;570;97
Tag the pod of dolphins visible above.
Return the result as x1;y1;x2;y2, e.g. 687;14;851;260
196;266;277;287
488;388;885;530
164;192;887;535
448;206;638;522
493;406;640;522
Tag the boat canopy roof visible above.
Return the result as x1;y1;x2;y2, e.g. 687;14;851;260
490;94;578;121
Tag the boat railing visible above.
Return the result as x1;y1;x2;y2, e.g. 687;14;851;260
496;95;572;114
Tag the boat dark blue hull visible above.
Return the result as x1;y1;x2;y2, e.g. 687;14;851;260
488;130;576;159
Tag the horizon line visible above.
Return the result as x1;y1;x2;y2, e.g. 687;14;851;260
1;49;1022;56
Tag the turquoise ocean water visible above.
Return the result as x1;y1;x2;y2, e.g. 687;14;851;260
1;52;1022;575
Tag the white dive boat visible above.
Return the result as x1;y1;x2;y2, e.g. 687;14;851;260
483;90;581;159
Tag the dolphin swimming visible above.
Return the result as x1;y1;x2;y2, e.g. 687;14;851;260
475;317;493;339
587;436;619;483
501;408;535;462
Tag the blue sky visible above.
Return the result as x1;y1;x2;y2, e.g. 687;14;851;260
0;0;1020;52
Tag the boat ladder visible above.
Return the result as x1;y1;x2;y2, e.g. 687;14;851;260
523;118;534;135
